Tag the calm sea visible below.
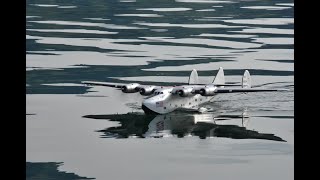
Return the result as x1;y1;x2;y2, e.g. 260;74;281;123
26;0;293;179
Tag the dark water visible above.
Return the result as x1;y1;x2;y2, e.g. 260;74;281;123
26;162;94;180
26;0;293;179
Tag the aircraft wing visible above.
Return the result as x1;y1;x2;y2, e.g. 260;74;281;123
82;81;163;95
214;87;288;93
82;81;125;88
81;81;126;88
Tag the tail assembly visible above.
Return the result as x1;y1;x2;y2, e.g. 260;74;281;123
212;67;225;84
188;69;199;85
214;69;288;94
242;70;251;88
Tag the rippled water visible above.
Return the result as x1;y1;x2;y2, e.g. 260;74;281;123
26;0;293;179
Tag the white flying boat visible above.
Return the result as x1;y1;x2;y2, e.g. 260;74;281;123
82;67;286;114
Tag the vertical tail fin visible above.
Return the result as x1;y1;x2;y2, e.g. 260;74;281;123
242;70;251;88
188;69;199;85
212;67;225;84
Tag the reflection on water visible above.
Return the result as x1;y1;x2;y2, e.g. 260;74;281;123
83;112;285;141
26;162;94;180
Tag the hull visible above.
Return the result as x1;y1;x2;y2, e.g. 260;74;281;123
142;94;215;114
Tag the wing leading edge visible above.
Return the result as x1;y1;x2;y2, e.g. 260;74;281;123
214;88;288;94
82;81;162;95
82;81;124;88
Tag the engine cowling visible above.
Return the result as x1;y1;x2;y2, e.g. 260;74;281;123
177;88;193;97
121;83;140;93
139;86;155;96
199;86;216;96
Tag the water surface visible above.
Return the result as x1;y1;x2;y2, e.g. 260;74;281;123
26;0;294;179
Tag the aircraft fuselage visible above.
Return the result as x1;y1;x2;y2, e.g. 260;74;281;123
142;86;215;114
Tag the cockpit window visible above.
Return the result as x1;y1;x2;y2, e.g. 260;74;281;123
160;92;163;94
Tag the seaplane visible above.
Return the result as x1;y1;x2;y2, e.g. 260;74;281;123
82;67;286;114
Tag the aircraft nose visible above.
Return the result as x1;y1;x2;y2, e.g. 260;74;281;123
142;100;158;114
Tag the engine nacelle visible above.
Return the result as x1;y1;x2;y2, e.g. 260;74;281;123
121;83;140;93
199;86;216;96
139;86;155;96
177;88;193;97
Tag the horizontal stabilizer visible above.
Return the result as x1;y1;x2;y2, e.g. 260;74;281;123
213;83;242;87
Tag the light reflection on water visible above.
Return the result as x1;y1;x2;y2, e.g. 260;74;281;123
240;6;292;10
83;112;286;141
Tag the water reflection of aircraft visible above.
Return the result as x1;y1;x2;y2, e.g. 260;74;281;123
83;111;285;141
82;67;287;114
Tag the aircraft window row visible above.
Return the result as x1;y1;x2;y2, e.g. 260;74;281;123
154;92;164;95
